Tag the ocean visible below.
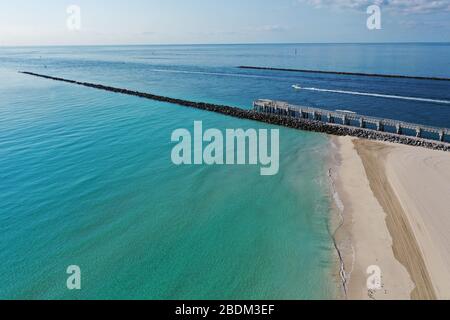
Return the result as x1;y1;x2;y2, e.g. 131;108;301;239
1;43;449;299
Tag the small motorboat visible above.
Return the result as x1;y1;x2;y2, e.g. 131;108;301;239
292;84;302;90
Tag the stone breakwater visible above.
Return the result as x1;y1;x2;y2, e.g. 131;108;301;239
238;66;450;82
19;71;450;152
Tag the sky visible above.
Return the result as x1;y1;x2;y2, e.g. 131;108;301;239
0;0;449;46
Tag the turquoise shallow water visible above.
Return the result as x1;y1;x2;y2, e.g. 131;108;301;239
0;66;335;299
1;43;449;299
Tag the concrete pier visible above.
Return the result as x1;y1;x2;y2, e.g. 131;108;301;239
254;99;449;144
359;118;365;129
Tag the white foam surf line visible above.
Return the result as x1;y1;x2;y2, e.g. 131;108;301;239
301;87;450;105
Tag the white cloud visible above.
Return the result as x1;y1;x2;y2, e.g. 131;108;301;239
300;0;450;14
254;25;290;32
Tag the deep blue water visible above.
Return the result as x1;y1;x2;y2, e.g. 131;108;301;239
2;43;450;127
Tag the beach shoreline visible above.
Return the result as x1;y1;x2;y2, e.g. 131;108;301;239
330;136;450;300
326;138;351;299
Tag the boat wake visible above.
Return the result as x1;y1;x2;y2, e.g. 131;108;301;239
148;68;288;81
294;86;450;105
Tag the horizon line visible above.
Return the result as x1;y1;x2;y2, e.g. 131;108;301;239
1;41;450;48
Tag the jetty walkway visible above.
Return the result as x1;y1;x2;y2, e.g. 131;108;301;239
254;99;449;143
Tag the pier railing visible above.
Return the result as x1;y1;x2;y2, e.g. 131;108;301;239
254;99;449;143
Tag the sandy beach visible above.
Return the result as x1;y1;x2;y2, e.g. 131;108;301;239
333;136;450;300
